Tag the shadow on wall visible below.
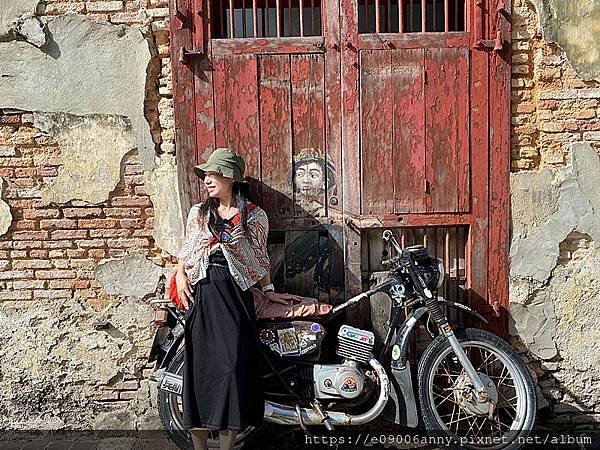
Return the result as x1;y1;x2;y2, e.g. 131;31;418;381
238;150;345;306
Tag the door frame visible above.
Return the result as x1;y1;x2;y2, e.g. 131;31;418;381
168;0;511;335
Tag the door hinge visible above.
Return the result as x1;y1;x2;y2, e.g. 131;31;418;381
179;46;205;64
475;30;505;52
473;0;510;53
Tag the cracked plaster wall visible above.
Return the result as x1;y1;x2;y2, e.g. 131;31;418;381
529;0;600;82
510;0;600;417
0;9;184;254
510;144;600;411
0;0;182;431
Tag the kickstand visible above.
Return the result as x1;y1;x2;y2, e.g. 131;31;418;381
311;399;335;431
295;403;317;439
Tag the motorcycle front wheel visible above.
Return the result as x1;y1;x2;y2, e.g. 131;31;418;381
417;328;537;450
157;350;260;450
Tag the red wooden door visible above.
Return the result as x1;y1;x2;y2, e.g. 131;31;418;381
169;0;510;333
171;0;346;303
340;0;511;334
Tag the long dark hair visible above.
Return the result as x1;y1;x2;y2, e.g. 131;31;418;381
198;182;250;236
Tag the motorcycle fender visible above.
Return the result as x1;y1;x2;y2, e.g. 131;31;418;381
382;362;419;427
437;300;489;324
147;326;170;364
157;331;185;371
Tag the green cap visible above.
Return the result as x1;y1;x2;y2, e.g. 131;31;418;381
194;147;247;183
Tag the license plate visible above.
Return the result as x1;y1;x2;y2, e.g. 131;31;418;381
161;372;183;395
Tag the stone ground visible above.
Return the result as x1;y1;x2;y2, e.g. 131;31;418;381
1;425;432;450
5;423;598;450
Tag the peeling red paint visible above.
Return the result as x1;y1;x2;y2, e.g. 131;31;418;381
169;0;510;327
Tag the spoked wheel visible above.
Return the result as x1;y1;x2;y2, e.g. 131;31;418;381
157;350;259;450
418;328;536;450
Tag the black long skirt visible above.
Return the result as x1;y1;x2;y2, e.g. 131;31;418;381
182;261;265;431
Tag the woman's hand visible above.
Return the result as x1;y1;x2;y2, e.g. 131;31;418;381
264;291;304;305
176;271;193;310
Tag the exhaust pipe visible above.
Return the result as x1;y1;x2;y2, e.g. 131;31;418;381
264;358;390;426
156;358;390;427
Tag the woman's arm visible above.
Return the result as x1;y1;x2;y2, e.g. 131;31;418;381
258;272;272;290
175;205;201;309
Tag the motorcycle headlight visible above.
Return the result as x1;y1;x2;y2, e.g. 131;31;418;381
435;258;445;289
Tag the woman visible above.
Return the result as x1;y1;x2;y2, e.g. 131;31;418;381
175;147;302;450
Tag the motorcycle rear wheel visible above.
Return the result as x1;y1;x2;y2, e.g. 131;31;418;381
157;350;259;450
417;328;536;450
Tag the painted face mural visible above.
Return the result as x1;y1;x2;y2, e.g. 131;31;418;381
288;148;338;209
273;148;344;303
294;161;325;197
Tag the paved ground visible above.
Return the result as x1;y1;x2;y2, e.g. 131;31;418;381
0;421;432;450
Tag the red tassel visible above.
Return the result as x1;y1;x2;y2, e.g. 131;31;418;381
169;272;184;311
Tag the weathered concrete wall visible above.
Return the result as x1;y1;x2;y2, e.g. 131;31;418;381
0;0;179;431
510;0;600;428
530;0;600;82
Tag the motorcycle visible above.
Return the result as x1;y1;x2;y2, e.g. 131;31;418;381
147;229;536;449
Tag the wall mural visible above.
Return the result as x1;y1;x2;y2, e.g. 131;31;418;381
288;147;338;215
272;148;344;304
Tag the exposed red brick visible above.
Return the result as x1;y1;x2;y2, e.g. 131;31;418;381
66;249;88;258
110;197;151;207
12;231;49;240
118;391;137;400
35;270;77;279
88;249;106;258
104;207;142;217
40;219;78;229
63;208;103;218
29;250;49;258
22;209;61;219
14;220;37;230
14;241;43;250
78;218;118;229
89;229;131;238
50;230;88;240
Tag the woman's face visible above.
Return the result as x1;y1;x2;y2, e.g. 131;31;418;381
203;171;234;200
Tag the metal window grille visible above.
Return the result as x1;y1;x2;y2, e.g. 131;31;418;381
211;0;322;38
358;0;466;34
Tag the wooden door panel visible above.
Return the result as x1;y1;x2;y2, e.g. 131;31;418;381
258;54;294;219
290;54;327;218
213;54;262;199
391;48;426;214
359;47;470;215
211;52;330;220
360;50;394;215
425;47;470;213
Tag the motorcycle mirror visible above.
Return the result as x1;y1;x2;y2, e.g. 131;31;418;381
382;229;402;254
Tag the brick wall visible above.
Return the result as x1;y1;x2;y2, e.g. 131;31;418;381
0;113;160;304
0;0;176;413
511;0;600;172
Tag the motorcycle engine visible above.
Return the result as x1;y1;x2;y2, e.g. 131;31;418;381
313;325;375;400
